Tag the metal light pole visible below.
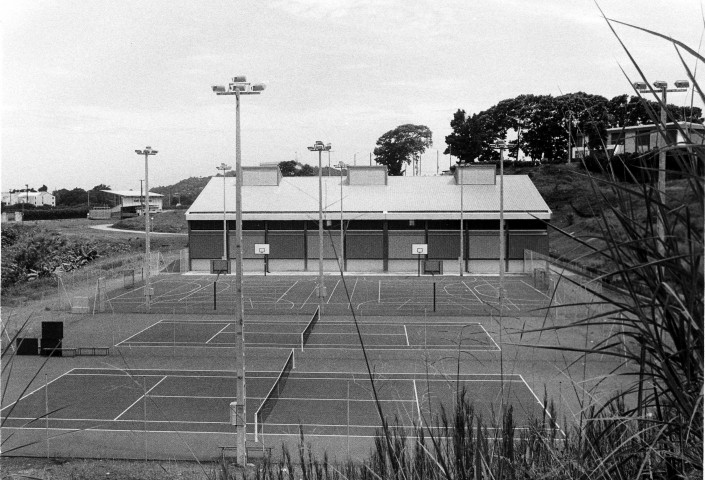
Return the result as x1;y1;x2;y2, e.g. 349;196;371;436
338;161;346;271
565;111;574;164
490;142;508;302
308;141;332;317
217;163;232;262
135;147;158;312
457;153;464;277
633;80;689;256
212;76;265;466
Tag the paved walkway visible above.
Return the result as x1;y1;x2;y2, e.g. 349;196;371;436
90;223;187;236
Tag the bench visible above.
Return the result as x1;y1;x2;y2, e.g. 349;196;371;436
218;444;273;462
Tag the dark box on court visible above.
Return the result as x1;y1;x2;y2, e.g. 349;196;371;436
42;321;64;339
16;337;39;355
40;338;62;357
211;259;230;274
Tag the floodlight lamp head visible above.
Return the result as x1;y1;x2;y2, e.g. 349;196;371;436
229;84;246;92
675;80;690;89
232;76;247;83
653;81;668;89
251;83;266;92
633;82;648;91
212;85;226;93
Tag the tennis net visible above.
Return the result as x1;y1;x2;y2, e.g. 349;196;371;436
300;306;320;352
254;348;295;442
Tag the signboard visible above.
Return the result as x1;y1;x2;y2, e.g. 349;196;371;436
255;244;270;255
412;244;428;255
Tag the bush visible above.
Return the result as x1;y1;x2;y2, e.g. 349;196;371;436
22;206;90;221
579;153;607;173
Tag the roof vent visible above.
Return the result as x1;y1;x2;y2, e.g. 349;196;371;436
455;164;496;185
346;166;388;185
242;166;281;186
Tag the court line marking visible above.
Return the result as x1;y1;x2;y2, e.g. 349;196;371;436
326;279;340;304
478;324;501;351
412;379;422;426
518;375;565;436
115;318;170;347
276;280;298;302
396;299;411;310
113;375;167;421
0;368;75;413
348;277;358;308
403;325;410;346
505;295;520;311
205;324;232;344
150;395;235;399
520;279;552;299
0;425;529;437
121;343;499;351
300;284;317;309
177;282;215;302
63;367;524;379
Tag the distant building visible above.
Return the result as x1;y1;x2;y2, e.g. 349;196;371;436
101;190;164;215
1;191;56;207
185;165;552;274
573;121;705;159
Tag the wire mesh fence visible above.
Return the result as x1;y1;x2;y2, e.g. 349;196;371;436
523;249;607;321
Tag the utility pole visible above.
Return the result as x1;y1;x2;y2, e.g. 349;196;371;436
633;80;689;256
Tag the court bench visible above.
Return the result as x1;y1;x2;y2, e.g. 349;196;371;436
218;444;273;462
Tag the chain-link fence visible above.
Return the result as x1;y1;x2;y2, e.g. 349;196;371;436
523;249;606;321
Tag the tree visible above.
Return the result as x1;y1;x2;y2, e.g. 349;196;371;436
606;94;702;127
38;185;48;192
54;188;87;206
373;124;433;175
444;110;501;163
278;160;317;176
89;184;112;206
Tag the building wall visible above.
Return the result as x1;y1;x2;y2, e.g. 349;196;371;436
188;219;549;274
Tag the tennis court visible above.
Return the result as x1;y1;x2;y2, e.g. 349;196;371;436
1;366;545;456
116;318;499;352
106;275;550;316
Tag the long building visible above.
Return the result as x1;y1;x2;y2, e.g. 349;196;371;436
185;164;551;274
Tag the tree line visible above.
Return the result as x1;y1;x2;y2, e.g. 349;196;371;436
6;91;701;208
372;92;702;174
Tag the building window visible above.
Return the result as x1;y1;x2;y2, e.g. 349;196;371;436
611;132;625;146
636;133;650;153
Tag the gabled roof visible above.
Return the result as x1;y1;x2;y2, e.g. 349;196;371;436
101;190;164;197
186;174;551;221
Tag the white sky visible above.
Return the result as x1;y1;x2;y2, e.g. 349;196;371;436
2;0;703;191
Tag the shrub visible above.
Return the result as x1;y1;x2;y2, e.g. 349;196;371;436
22;206;89;221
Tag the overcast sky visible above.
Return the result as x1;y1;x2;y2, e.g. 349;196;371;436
2;0;703;192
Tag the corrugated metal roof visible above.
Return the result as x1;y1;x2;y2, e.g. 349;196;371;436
186;174;551;221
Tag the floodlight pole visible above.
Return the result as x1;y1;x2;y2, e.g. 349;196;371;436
135;147;158;312
490;142;507;303
217;163;232;262
212;76;265;466
339;162;345;271
308;141;332;318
